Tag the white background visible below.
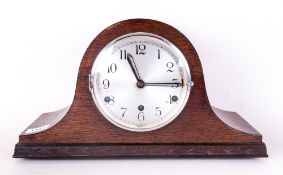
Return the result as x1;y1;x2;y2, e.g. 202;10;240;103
0;0;283;174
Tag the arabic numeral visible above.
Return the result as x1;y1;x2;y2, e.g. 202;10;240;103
120;50;127;60
104;96;115;105
155;107;162;117
108;63;117;73
138;112;145;121
136;44;146;55
102;79;110;89
121;107;127;117
166;62;174;72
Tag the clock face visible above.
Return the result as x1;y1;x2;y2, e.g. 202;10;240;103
90;32;192;132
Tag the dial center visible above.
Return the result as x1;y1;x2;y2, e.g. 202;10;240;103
136;80;145;88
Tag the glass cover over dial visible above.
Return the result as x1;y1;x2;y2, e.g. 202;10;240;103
90;32;193;132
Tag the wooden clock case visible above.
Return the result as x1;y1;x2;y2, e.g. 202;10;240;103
13;19;267;158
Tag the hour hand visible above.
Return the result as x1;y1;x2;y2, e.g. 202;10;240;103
127;54;141;81
144;82;183;87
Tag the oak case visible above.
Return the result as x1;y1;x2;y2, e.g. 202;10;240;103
13;19;267;158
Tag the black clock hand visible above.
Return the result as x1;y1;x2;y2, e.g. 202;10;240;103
144;82;182;87
127;53;142;81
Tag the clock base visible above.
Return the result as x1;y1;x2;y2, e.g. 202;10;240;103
13;106;267;158
13;142;267;158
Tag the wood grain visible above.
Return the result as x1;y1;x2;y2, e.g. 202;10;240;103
14;143;267;158
14;19;267;158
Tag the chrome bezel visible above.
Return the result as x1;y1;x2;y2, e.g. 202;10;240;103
90;32;192;132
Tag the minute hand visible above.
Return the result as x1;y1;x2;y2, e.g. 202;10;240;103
144;82;182;87
127;53;141;81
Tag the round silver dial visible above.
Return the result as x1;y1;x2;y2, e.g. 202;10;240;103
90;32;192;132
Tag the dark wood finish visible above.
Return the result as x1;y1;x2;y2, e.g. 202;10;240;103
14;143;267;158
13;19;267;158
